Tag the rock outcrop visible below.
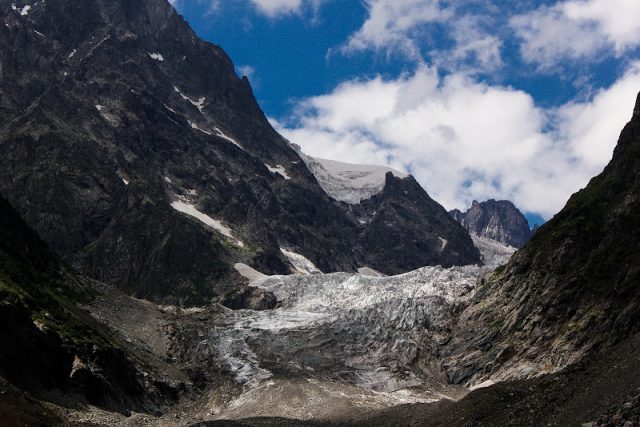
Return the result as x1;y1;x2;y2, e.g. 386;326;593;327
450;199;531;248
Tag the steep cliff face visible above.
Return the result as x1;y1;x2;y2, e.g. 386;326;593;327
444;92;640;385
0;0;479;304
450;200;532;248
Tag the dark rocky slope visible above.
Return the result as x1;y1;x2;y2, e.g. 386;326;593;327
444;92;640;385
354;173;481;274
0;0;479;304
354;332;640;427
450;199;532;248
0;194;152;416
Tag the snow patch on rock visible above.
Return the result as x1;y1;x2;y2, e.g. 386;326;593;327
12;4;30;15
357;267;385;277
234;263;267;282
189;121;212;135
266;164;291;180
214;127;244;150
148;52;164;61
174;86;206;113
171;200;244;247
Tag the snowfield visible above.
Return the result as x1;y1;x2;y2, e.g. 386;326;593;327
300;154;408;204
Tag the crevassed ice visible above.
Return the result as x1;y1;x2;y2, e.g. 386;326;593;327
471;234;516;268
280;248;321;275
198;237;514;392
202;263;489;394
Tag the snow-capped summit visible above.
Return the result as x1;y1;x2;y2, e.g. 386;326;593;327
301;155;408;204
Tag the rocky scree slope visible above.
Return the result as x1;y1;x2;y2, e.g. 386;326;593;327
0;194;167;417
0;0;479;305
443;92;640;386
450;199;532;248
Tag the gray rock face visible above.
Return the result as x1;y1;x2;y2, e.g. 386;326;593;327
450;200;531;248
353;173;481;274
0;0;479;304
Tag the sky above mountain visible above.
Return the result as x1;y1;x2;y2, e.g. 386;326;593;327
169;0;640;224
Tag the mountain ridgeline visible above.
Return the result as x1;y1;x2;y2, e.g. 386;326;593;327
0;0;479;305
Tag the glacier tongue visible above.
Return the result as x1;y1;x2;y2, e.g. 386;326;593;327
203;265;498;394
184;236;515;414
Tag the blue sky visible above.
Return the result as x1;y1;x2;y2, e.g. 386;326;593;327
170;0;640;225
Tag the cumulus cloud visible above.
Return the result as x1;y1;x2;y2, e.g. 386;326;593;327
341;0;452;60
275;64;640;218
248;0;325;18
249;0;304;17
170;0;320;18
511;0;640;69
338;0;507;74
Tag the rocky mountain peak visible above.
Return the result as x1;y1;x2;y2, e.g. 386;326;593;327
450;199;531;248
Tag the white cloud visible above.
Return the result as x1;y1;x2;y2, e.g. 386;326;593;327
170;0;319;18
342;0;453;60
512;0;640;69
338;0;504;74
249;0;322;18
276;64;640;218
557;62;640;168
237;65;256;79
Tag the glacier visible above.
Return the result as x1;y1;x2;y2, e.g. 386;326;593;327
180;236;515;417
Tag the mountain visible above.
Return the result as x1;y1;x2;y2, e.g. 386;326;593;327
0;0;479;305
444;92;640;386
450;199;531;248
